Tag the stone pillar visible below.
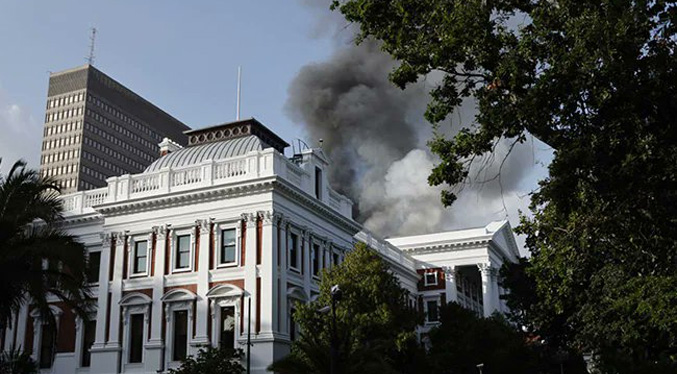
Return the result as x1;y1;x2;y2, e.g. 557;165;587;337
108;232;126;346
92;234;112;348
146;226;166;373
91;232;123;373
302;227;311;299
259;211;278;334
278;217;288;335
442;266;458;304
193;219;211;346
478;263;495;317
242;213;258;336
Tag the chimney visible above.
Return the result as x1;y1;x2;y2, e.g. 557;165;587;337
158;137;182;156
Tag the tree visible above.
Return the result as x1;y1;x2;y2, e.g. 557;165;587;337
331;0;677;371
0;348;38;374
268;243;426;373
168;346;244;374
0;160;91;330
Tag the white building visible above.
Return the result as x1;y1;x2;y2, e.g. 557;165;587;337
0;118;519;373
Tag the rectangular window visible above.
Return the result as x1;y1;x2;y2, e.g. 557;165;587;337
39;322;55;368
81;320;96;367
173;310;188;361
175;235;191;270
133;241;148;274
426;301;439;322
87;251;101;284
129;314;144;363
315;167;323;199
332;251;340;266
312;244;320;276
220;229;236;265
219;306;235;349
424;272;438;286
288;233;298;270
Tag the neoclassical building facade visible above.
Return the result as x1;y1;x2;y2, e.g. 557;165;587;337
1;118;519;373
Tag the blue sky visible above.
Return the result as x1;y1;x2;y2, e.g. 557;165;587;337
0;0;551;245
0;1;338;170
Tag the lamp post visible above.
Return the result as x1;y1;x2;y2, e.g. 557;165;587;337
330;284;342;374
477;363;484;374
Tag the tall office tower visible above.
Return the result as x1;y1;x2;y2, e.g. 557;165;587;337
39;65;190;194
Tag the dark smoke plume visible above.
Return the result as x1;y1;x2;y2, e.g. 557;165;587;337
288;2;547;239
286;41;427;221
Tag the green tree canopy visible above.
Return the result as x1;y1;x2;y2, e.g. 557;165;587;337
331;0;677;371
268;243;426;374
426;302;586;374
0;159;91;329
168;347;244;374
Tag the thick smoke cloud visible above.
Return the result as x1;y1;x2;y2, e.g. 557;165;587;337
286;41;428;220
288;3;547;242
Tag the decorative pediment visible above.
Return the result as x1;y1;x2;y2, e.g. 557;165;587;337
206;284;243;300
161;288;197;303
287;286;308;302
120;292;152;307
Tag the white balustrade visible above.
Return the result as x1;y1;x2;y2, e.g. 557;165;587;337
60;148;353;219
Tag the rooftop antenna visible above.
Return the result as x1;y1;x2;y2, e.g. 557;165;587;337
86;27;97;65
236;66;242;120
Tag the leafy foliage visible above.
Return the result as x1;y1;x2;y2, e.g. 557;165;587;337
427;303;586;374
168;346;244;374
0;348;38;374
268;243;426;373
332;0;677;370
0;159;91;328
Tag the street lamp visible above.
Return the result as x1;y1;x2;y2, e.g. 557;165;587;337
476;363;484;374
330;285;342;374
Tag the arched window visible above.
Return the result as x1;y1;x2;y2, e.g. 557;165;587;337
206;284;244;349
119;293;152;368
29;305;63;369
161;289;197;369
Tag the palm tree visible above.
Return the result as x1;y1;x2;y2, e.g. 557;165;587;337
0;159;91;334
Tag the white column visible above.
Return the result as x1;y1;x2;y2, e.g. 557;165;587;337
259;211;278;334
108;232;127;346
242;213;258;336
478;263;495;317
194;219;211;345
93;235;112;348
14;300;29;351
443;266;458;304
302;228;311;299
149;226;166;343
145;226;166;373
278;218;288;335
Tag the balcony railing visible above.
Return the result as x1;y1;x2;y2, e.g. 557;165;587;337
60;148;354;218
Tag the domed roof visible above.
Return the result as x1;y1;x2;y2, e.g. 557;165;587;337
145;135;266;173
